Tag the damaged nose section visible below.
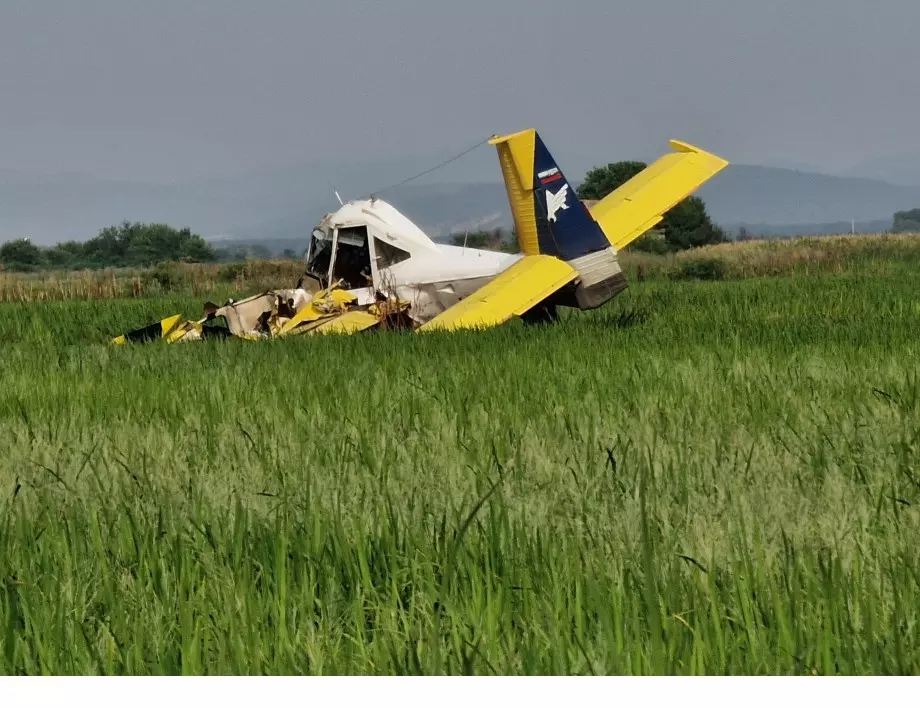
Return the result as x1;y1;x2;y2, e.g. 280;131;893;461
110;284;412;345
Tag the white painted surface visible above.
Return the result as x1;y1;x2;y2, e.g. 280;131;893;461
310;197;520;324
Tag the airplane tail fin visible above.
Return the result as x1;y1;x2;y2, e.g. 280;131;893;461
489;129;610;263
488;129;729;310
490;129;626;308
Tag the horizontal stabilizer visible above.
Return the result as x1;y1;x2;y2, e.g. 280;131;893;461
589;140;729;251
419;255;577;332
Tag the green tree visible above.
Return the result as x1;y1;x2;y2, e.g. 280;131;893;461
892;208;920;233
0;238;45;271
578;161;648;201
79;222;216;268
577;162;726;251
44;241;84;268
0;223;217;272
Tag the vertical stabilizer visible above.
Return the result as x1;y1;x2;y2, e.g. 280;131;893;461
489;129;610;262
489;129;626;308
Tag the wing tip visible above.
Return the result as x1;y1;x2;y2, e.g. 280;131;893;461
668;139;730;169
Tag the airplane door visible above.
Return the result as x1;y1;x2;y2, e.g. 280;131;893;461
329;225;375;305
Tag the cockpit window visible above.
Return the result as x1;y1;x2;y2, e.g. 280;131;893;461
305;230;333;281
331;226;372;289
374;237;410;269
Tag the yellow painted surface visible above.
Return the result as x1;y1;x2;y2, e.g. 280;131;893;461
278;288;358;335
490;130;540;256
307;310;380;335
110;313;183;345
277;303;327;334
321;289;359;309
165;320;201;343
159;314;183;337
418;255;577;332
588;140;729;251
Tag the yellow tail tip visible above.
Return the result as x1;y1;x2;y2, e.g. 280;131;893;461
488;128;535;146
668;139;730;167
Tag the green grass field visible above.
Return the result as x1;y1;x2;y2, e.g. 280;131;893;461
1;264;919;674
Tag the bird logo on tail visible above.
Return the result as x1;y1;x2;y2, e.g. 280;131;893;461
546;183;570;222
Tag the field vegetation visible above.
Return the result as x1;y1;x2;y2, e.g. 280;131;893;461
0;234;919;674
3;232;919;303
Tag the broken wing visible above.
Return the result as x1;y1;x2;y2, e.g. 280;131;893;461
418;255;577;333
588;140;729;251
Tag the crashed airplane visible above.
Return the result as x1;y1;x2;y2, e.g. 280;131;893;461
112;129;728;344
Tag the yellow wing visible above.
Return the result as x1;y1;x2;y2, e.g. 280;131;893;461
418;255;577;333
111;314;184;345
278;288;358;335
305;310;381;335
589;140;729;251
276;309;381;337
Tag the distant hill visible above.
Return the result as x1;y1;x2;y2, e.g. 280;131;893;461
725;220;892;238
5;157;920;248
696;164;920;225
838;151;920;187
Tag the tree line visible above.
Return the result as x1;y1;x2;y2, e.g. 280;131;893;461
0;222;218;272
892;209;920;233
7;162;917;274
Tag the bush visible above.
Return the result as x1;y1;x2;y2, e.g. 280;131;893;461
146;261;178;291
670;258;727;281
0;238;45;270
218;263;248;282
629;230;671;254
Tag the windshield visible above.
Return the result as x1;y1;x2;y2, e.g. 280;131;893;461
305;228;333;281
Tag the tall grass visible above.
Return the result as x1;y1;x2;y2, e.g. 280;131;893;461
0;259;304;303
0;268;919;673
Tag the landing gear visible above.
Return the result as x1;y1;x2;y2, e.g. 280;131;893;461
521;302;559;326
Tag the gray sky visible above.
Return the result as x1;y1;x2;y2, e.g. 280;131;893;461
2;0;919;182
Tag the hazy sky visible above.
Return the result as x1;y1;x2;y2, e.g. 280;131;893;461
2;0;919;182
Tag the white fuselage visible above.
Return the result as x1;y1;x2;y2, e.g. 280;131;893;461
336;243;522;325
377;244;521;324
307;197;523;325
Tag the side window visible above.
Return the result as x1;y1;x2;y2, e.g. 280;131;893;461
374;237;410;269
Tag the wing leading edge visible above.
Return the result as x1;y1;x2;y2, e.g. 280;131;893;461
418;255;577;332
